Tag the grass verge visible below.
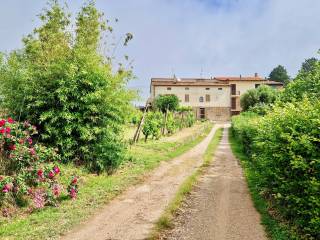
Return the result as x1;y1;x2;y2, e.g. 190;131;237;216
149;127;223;240
0;122;212;240
229;130;300;240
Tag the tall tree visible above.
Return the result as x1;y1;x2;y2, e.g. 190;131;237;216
300;57;318;73
268;65;290;85
282;60;320;102
154;94;179;113
0;1;135;172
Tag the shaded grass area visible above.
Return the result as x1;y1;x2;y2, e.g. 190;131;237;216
229;131;301;240
149;127;223;240
0;122;212;240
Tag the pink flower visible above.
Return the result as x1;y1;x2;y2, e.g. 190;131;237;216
19;138;25;144
7;118;14;124
53;166;60;175
2;183;12;193
0;128;5;134
8;144;16;151
69;187;77;199
5;127;10;134
27;138;32;145
33;189;45;209
48;171;55;179
37;169;44;178
29;148;36;156
52;184;61;196
23;121;30;128
0;120;5;127
71;177;78;185
27;188;33;195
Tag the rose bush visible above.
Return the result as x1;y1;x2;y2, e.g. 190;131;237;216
0;118;78;217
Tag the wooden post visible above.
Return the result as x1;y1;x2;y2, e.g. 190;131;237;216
162;106;169;135
132;100;150;144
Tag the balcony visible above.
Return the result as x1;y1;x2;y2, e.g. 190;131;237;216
231;90;240;96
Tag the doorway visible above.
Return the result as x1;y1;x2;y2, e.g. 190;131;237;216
231;84;236;95
199;108;205;119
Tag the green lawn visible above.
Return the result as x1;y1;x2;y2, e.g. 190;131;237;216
0;122;212;240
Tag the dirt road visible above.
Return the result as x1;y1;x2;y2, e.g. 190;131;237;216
162;127;267;240
61;124;220;240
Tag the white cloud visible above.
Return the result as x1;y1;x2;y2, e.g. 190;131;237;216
93;0;320;102
1;0;320;103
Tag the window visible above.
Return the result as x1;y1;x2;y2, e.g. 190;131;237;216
205;94;210;102
185;94;189;102
231;84;236;95
167;87;171;90
218;88;223;90
185;87;189;90
231;97;236;109
199;96;204;102
199;108;205;119
205;88;210;90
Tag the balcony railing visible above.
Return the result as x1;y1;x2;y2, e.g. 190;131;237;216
231;90;240;96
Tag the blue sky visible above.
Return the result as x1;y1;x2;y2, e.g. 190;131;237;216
1;0;319;103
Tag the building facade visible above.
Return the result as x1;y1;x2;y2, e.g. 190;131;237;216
150;74;283;121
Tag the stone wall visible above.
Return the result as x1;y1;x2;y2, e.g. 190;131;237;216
194;107;230;121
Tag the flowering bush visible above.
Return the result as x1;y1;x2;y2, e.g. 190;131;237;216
0;118;78;217
67;176;79;200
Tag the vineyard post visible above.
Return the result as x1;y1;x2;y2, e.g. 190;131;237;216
132;100;150;144
162;105;169;135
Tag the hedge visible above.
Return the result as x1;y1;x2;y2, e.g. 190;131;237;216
231;99;320;239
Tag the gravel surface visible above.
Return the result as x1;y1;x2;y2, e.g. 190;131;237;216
161;127;267;240
61;124;220;240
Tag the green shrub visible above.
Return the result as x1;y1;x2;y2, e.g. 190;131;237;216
175;107;196;129
247;103;271;115
129;109;143;125
154;95;179;113
281;61;320;102
142;111;163;141
0;2;134;172
254;99;320;238
185;110;196;127
240;85;278;112
0;118;76;216
232;99;320;238
231;112;260;155
166;112;177;135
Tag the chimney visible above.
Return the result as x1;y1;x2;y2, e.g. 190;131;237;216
240;74;242;79
254;73;258;78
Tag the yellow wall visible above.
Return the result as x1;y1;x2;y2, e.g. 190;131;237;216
151;80;271;111
153;85;231;107
231;81;262;95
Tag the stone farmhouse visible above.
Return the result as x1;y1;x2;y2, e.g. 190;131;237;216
150;73;283;121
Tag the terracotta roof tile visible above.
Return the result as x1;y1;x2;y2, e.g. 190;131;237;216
214;76;264;81
150;77;283;86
